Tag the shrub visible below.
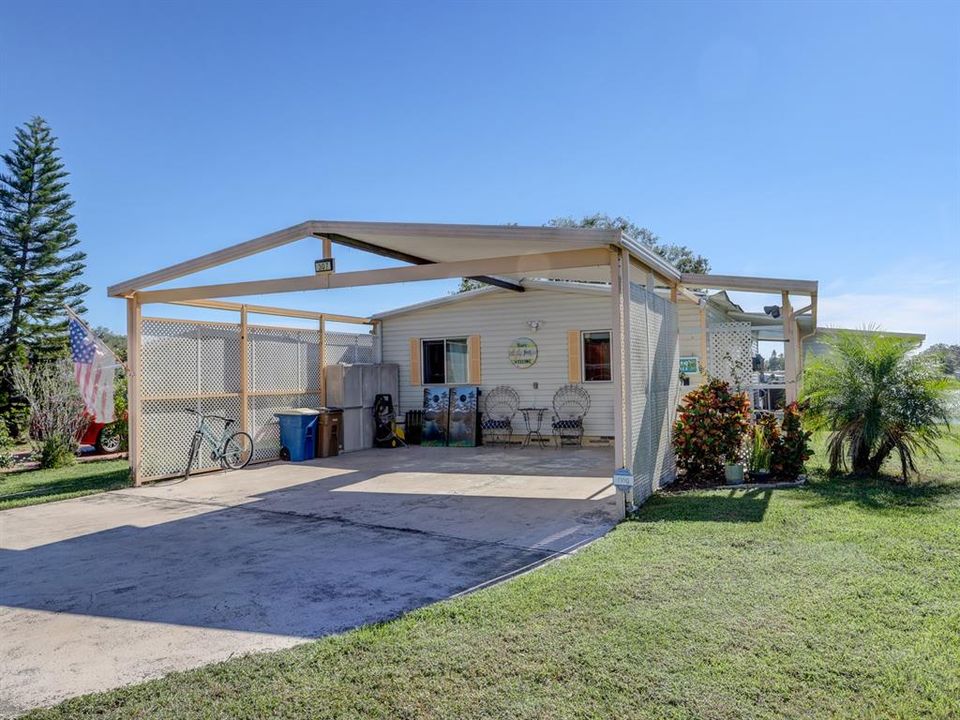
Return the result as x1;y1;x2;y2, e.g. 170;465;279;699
109;373;129;451
39;435;76;468
802;332;951;481
770;403;812;480
673;379;751;480
0;421;13;468
11;359;85;469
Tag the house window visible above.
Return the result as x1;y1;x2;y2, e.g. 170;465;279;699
582;331;611;382
422;338;468;384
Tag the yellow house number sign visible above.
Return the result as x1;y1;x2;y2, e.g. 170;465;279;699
508;337;538;369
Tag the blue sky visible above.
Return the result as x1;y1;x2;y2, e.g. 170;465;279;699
3;0;958;343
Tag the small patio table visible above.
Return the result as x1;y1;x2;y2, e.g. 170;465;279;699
518;407;549;448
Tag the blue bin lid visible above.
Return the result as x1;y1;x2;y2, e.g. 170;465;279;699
274;408;321;417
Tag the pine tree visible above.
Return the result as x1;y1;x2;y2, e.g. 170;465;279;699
0;117;89;432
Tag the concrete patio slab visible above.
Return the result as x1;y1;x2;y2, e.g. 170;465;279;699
0;446;618;716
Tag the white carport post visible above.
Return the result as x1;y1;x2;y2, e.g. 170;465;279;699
611;248;633;514
125;296;142;486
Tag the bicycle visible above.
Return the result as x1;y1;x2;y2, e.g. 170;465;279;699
183;408;254;480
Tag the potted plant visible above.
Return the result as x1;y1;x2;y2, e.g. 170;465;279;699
724;453;745;485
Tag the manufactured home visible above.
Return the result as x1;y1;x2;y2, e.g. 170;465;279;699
109;220;912;512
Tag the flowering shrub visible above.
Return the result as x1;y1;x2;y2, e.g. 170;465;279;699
673;379;751;480
770;402;812;480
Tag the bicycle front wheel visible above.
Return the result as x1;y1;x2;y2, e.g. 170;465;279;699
222;431;253;469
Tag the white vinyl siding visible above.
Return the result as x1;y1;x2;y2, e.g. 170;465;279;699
380;287;616;437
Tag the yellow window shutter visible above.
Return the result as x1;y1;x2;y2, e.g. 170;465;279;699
567;330;581;383
409;338;421;386
468;335;481;384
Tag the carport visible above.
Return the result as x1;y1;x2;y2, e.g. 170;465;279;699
108;220;688;509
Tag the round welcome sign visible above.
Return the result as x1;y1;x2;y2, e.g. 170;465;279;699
508;337;538;369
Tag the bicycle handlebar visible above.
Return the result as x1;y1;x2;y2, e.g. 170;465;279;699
183;408;234;424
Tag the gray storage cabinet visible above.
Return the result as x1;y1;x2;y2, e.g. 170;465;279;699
324;364;399;452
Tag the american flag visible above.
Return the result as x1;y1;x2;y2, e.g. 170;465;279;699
68;316;117;423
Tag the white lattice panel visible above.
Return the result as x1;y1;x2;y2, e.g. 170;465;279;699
325;331;374;365
141;320;202;397
141;396;242;479
628;284;679;502
200;323;242;394
138;316;369;480
249;325;320;393
708;322;753;391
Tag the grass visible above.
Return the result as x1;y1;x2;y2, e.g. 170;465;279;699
0;459;131;510
21;431;960;719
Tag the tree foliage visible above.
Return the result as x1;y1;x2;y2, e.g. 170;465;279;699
0;117;88;434
801;332;952;482
454;213;710;292
454;278;486;294
546;213;710;273
93;325;127;362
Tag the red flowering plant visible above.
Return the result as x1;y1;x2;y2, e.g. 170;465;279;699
673;379;751;481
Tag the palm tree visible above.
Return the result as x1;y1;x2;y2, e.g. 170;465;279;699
802;331;952;481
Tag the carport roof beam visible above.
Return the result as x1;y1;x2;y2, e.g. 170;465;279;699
680;272;818;295
166;298;373;325
133;247;614;305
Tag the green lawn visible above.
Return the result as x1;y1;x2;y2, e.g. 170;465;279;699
0;459;131;510
22;433;960;719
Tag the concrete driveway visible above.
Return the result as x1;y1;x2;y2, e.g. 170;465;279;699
0;446;618;715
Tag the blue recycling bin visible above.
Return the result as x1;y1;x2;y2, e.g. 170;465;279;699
275;409;320;462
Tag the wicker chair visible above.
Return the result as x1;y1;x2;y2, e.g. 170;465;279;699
480;385;520;446
551;384;591;447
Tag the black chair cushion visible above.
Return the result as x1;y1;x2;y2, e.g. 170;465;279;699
482;418;512;430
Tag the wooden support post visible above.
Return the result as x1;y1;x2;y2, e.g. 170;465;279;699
610;250;626;471
699;302;708;376
611;248;633;514
782;291;798;404
319;315;326;405
239;305;249;433
322;236;332;260
622;255;634;463
126;297;142;486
